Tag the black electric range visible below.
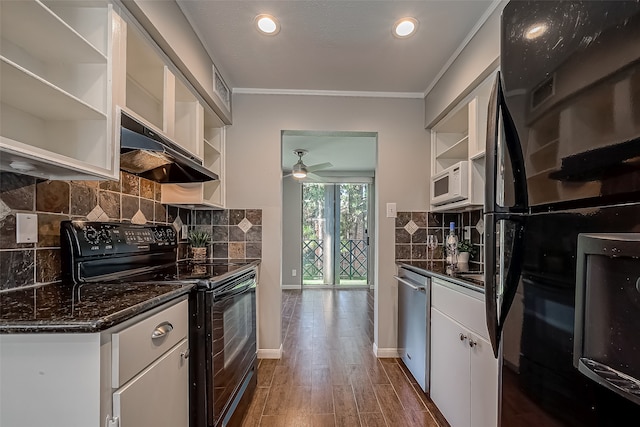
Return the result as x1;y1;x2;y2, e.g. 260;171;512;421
58;220;258;427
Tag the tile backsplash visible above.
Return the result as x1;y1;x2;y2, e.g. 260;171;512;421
395;209;484;269
0;171;262;290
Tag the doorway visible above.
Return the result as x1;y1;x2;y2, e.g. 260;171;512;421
302;182;371;286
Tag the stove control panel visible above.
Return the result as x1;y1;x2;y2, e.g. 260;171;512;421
62;221;178;257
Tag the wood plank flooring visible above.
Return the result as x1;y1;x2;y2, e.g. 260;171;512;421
241;289;448;427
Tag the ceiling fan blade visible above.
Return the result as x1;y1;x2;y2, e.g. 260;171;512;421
306;162;333;173
305;172;327;182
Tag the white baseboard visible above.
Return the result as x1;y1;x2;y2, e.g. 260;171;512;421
372;342;399;358
281;284;302;290
258;344;283;359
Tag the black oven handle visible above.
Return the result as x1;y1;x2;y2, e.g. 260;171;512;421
214;277;256;302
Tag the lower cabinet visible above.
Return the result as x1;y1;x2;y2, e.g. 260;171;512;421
113;339;189;427
0;298;189;427
430;279;498;427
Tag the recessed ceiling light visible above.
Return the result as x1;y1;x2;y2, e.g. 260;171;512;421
524;23;547;40
255;14;280;35
393;17;418;38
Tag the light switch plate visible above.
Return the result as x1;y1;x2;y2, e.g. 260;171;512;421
181;225;189;239
386;203;397;218
16;213;38;243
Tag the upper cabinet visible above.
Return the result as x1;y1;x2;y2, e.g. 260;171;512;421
161;107;226;209
121;18;226;208
0;0;119;180
430;74;494;212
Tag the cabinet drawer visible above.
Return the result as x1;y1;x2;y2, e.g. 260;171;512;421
432;281;488;340
112;299;188;387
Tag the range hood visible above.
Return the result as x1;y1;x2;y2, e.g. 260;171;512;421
119;112;218;183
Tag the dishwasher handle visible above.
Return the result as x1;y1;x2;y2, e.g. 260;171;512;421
394;276;427;293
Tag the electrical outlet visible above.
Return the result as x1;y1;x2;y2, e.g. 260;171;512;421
292;269;297;277
181;225;188;239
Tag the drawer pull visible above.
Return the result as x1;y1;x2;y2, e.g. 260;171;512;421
151;321;174;339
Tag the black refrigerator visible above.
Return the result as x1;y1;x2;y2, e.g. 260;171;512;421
485;1;640;425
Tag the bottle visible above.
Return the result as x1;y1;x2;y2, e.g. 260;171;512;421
446;222;458;269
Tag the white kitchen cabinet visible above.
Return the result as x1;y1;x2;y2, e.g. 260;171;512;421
430;278;498;427
0;0;119;180
430;73;494;212
161;108;226;209
121;15;226;208
113;339;189;427
0;298;189;427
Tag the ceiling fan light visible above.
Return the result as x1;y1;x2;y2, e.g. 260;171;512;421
292;161;307;178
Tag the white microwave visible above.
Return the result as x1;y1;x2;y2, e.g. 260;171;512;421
431;161;469;206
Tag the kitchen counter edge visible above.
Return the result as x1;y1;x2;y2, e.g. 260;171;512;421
396;262;485;294
0;284;195;334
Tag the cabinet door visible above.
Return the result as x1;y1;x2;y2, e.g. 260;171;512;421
430;308;471;427
470;333;499;427
113;339;189;427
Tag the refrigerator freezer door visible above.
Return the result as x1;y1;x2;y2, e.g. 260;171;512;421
501;1;640;210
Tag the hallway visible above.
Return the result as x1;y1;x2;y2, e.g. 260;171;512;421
241;289;444;426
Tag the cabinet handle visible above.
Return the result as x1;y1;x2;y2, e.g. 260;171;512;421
469;339;478;348
151;321;174;339
181;348;191;360
459;333;468;341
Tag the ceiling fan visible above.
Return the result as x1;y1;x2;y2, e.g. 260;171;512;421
284;149;333;180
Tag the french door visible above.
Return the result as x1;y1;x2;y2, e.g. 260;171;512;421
302;183;370;286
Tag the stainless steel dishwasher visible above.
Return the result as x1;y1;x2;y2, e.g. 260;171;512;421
395;266;430;392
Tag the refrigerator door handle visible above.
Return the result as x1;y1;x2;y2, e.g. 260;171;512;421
485;212;526;358
485;214;499;357
485;71;529;214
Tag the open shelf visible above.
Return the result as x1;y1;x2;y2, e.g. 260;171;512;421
126;26;165;129
0;0;114;180
1;57;106;120
174;76;200;157
437;135;469;160
0;1;107;64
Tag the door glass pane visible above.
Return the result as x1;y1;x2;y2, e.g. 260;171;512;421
302;183;369;286
302;183;327;285
338;184;368;285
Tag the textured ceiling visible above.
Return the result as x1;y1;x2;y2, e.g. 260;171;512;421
177;0;496;94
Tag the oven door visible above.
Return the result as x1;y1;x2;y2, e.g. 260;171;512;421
207;272;257;427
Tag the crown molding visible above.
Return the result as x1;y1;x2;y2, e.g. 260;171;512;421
233;87;424;99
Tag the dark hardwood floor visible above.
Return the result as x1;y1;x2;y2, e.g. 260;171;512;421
241;288;446;427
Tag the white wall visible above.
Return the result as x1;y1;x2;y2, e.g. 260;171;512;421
225;94;429;354
424;1;507;127
281;177;302;288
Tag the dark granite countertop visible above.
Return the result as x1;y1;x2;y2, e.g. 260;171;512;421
0;282;194;334
397;261;485;293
